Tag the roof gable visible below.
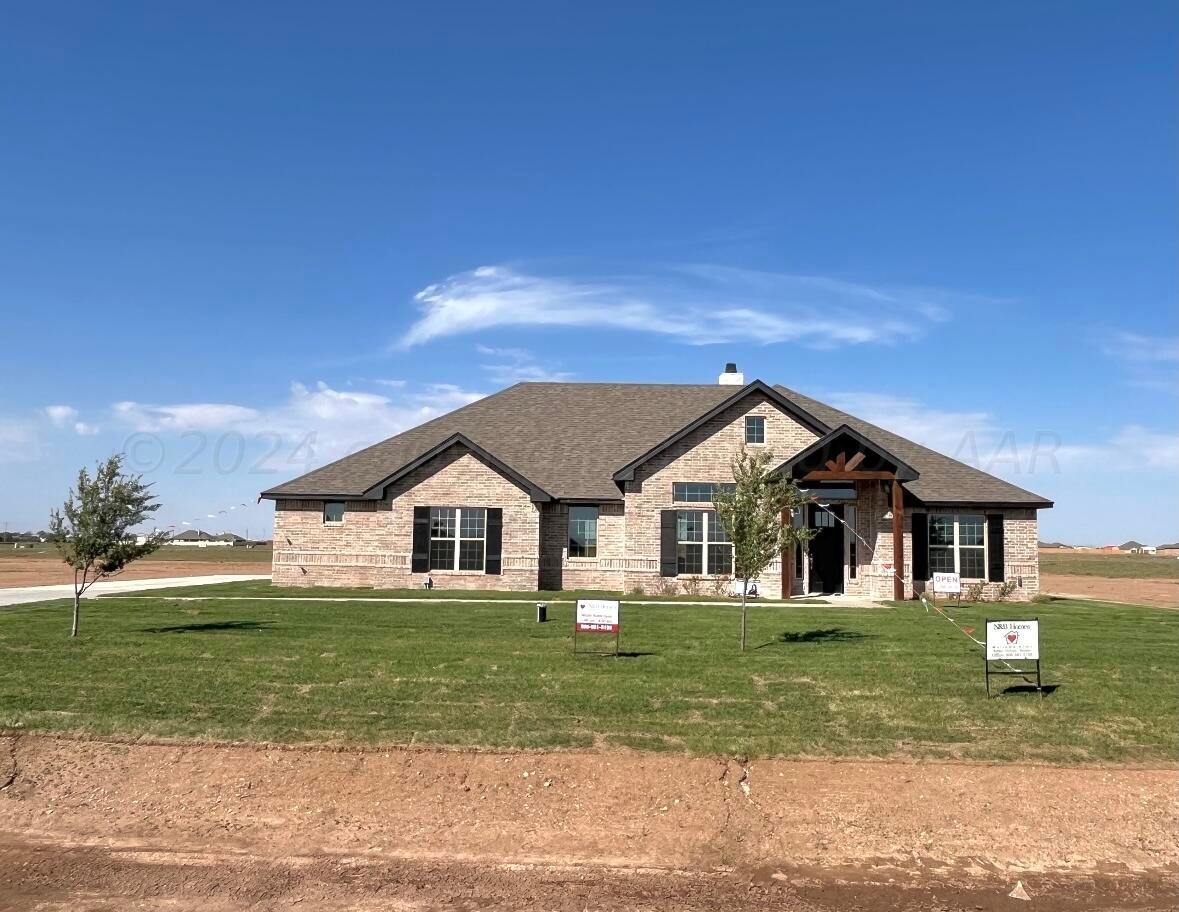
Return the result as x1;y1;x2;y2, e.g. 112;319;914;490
778;424;920;482
611;380;829;481
361;433;552;502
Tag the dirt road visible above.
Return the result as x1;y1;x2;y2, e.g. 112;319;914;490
0;558;269;589
1;734;1175;910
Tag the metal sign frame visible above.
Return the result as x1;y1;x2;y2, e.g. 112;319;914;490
984;617;1043;699
573;598;621;656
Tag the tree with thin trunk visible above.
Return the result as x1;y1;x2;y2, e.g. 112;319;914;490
49;454;170;637
713;446;814;651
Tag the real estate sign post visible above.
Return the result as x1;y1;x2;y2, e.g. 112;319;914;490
574;598;621;656
984;618;1042;698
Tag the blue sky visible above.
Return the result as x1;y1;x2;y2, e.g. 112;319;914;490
2;1;1175;544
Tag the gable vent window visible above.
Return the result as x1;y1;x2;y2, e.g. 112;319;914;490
323;502;345;525
429;506;486;571
672;482;736;503
745;415;766;444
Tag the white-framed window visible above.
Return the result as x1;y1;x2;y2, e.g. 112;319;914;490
745;415;766;444
568;506;598;558
928;513;986;578
672;481;736;503
323;502;345;525
676;510;733;575
429;506;486;571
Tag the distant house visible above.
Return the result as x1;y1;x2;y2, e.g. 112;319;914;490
1157;543;1179;557
1119;540;1155;555
170;530;246;547
1038;541;1073;549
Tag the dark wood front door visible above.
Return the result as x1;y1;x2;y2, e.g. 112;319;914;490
808;504;844;594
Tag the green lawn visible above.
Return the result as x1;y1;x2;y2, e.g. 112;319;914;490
0;544;272;563
133;578;822;604
1;592;1175;763
1040;550;1179;579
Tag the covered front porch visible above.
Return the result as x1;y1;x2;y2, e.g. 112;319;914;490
778;425;920;601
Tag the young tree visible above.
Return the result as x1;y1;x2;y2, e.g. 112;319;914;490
713;446;814;651
49;454;170;637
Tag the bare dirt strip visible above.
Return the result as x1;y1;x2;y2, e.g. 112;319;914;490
1;735;1175;910
1042;574;1179;610
0;558;269;588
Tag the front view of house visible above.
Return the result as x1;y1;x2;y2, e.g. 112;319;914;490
261;366;1052;601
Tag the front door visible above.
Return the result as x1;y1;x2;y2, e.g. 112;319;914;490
808;504;844;594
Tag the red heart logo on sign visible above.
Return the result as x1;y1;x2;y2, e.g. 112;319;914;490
1006;632;1018;644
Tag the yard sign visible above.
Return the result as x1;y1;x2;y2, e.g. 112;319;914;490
984;618;1043;698
574;598;620;655
932;572;961;594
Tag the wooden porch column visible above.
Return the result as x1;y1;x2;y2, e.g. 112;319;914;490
781;508;793;598
892;479;905;601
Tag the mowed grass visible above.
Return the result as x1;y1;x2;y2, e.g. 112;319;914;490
138;579;822;604
1;593;1175;763
1040;550;1179;579
0;544;272;563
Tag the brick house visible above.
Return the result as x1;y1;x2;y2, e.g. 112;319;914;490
261;366;1052;601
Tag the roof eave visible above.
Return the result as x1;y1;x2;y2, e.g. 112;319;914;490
917;499;1055;510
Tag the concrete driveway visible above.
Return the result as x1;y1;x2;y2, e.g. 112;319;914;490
0;574;270;608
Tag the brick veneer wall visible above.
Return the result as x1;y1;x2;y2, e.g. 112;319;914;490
272;445;540;590
538;502;627;591
909;507;1039;603
621;392;820;598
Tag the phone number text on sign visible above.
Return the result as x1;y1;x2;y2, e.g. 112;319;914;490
575;599;619;633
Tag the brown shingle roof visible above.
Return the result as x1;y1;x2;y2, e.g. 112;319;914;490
772;385;1053;507
261;381;1053;508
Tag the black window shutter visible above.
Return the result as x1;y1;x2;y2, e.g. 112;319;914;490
911;513;928;581
987;513;1005;582
660;510;678;577
411;506;430;573
485;508;503;575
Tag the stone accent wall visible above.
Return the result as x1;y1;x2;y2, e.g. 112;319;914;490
272;445;540;591
621;392;820;598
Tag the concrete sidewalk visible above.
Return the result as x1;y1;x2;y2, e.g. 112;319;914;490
0;574;271;608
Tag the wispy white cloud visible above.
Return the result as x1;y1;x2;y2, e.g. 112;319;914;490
823;392;997;463
0;418;40;463
44;405;101;436
112;401;261;432
476;345;574;384
110;381;486;467
398;264;986;350
1099;331;1179;364
44;405;79;428
1096;330;1179;394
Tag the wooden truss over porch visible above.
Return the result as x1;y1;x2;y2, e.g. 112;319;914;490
777;425;920;600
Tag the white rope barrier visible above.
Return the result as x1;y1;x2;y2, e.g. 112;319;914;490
804;496;1034;681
